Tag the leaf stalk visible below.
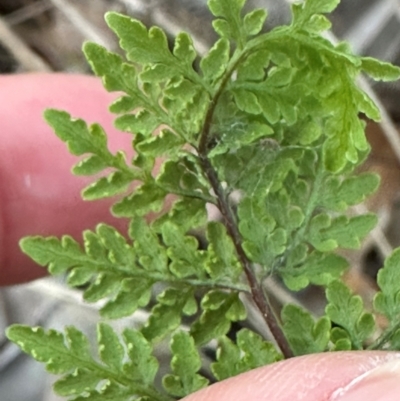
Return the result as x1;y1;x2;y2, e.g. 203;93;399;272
197;57;293;356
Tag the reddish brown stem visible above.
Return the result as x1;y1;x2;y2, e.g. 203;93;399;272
198;154;293;358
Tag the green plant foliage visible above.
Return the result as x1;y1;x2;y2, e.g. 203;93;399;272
190;291;247;345
45;110;141;199
326;281;375;349
6;324;171;401
319;173;380;212
141;287;197;343
211;329;282;380
369;248;400;350
374;248;400;322
163;331;209;397
6;0;400;399
208;0;262;47
308;213;378;252
280;251;348;291
282;304;330;355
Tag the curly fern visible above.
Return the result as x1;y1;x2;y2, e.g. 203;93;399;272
6;0;400;399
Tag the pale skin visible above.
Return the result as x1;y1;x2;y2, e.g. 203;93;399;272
1;74;399;401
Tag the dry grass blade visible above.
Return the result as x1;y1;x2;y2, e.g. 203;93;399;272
3;0;53;26
0;15;51;71
49;0;111;47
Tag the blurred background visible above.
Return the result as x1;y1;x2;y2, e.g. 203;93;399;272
1;1;400;400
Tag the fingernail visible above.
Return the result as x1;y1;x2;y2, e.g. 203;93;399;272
331;357;400;401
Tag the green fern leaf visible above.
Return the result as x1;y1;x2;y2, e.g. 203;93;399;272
98;323;125;371
281;252;348;291
7;325;169;401
200;38;230;83
73;155;108;176
330;327;352;351
20;235;82;275
106;13;172;65
361;57;400;82
11;0;400;395
129;217;168;273
99;278;153;319
212;329;281;380
236;329;282;367
208;0;248;46
6;325;85;374
115;111;163;136
161;222;208;279
82;274;120;302
136;129;185;158
20;226;155;319
53;369;101;397
45;110;141;198
69;383;132;401
112;183;167;217
82;171;133;200
152;198;207;233
282;304;330;355
163;331;208;397
122;329;159;385
211;336;247;380
156;158;212;201
45;110;136;175
243;9;267;36
374;248;400;322
320;173;380;211
291;0;341;30
83;43;138;93
205;221;242;281
191;291;246;345
238;196;290;266
109;95;140;114
45;110;106;156
308;213;377;252
173;32;197;67
326;281;375;349
141;287;197;343
237;50;270;82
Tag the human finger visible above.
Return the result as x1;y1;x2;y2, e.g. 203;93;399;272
0;73;131;285
183;351;400;401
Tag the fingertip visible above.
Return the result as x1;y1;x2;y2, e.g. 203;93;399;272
0;73;129;285
183;352;400;401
